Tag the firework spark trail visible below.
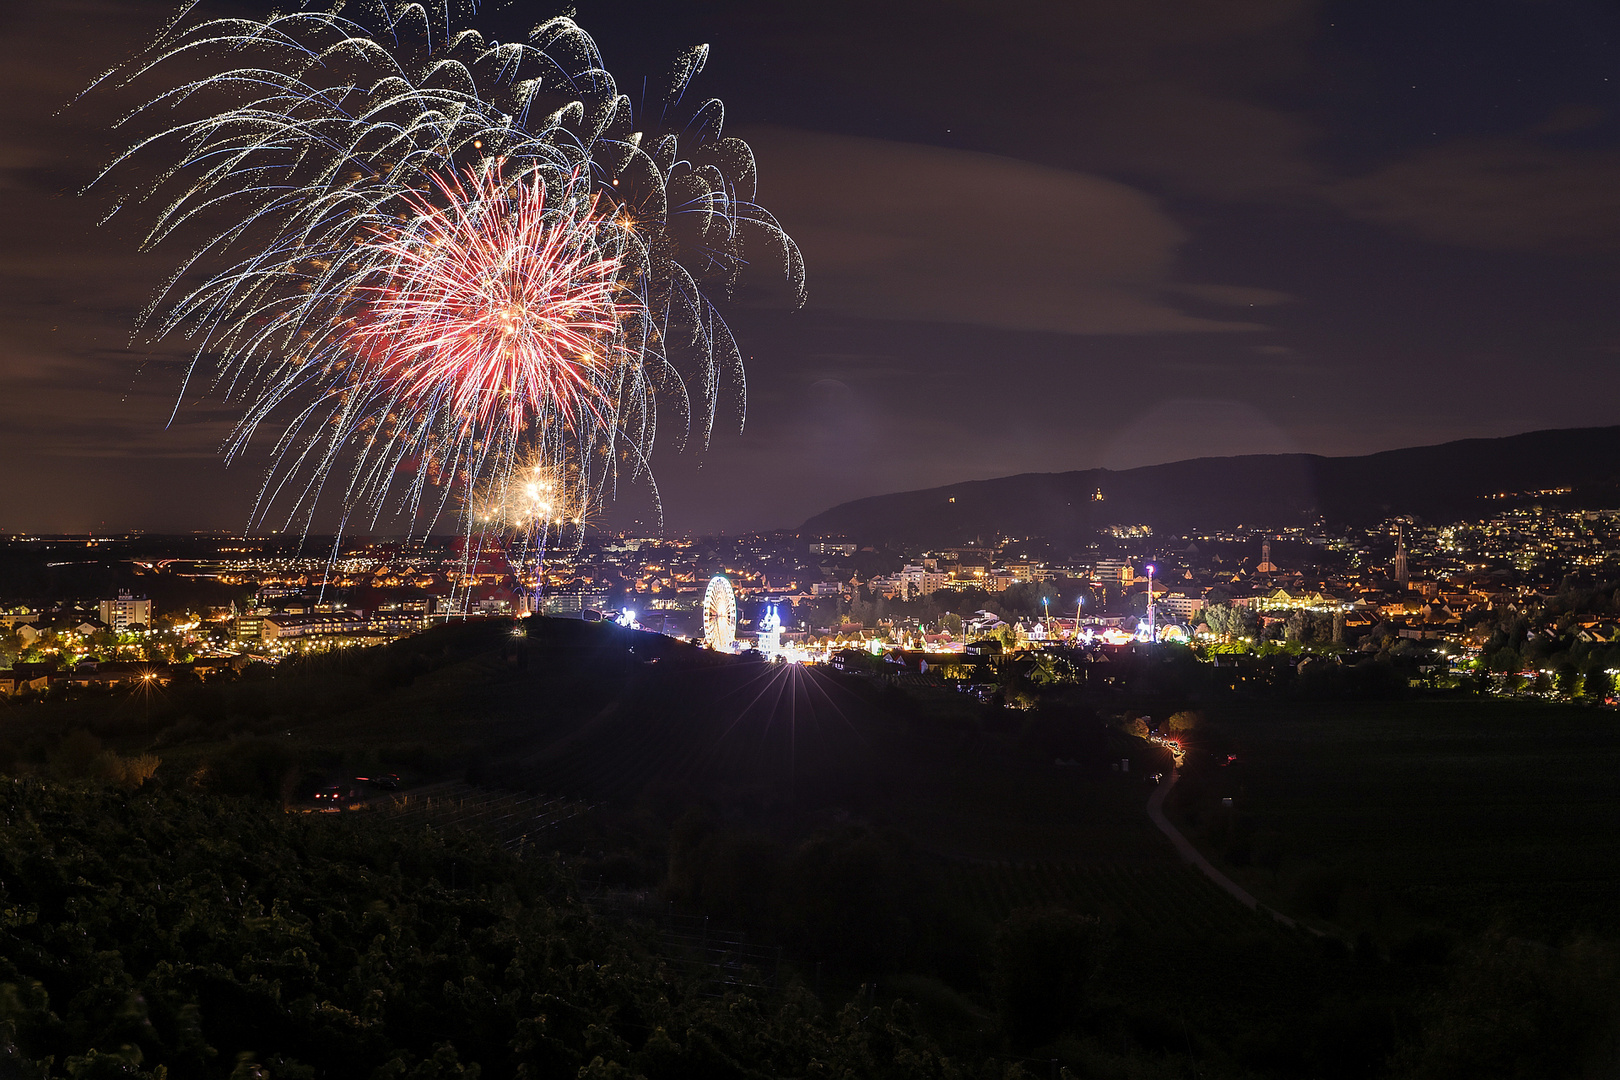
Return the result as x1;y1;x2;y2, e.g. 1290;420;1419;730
349;168;633;456
84;4;803;587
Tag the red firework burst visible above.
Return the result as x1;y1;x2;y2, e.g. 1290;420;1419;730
350;167;636;442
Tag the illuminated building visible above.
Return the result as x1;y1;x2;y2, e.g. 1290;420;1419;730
99;593;152;632
540;590;611;616
0;609;39;632
260;612;371;641
1092;558;1131;585
757;603;783;659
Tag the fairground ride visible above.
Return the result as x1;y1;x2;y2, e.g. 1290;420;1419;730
701;575;737;651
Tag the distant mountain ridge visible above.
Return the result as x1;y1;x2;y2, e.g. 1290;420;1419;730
801;425;1620;545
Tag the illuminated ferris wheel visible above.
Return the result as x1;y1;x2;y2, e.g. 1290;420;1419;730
702;575;736;651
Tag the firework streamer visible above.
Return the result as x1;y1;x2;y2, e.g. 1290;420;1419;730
85;3;804;610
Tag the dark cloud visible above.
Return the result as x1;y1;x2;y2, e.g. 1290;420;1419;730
742;126;1281;335
1330;137;1620;253
708;0;1620;255
690;0;1324;200
0;0;250;532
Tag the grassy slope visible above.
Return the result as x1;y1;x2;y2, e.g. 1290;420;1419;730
1174;697;1620;939
24;624;1620;1074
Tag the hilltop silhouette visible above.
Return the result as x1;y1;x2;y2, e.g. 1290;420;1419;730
802;424;1620;544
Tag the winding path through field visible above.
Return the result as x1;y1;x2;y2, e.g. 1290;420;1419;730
1147;769;1300;930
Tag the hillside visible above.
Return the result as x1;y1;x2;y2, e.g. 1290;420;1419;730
801;424;1620;544
9;620;1620;1075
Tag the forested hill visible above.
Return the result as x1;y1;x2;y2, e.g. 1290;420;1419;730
801;425;1620;545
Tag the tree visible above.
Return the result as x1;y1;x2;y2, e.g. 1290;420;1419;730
1585;667;1614;700
1204;602;1258;641
1167;710;1201;735
1486;645;1522;674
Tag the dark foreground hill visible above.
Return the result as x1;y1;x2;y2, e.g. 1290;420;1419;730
0;781;982;1080
10;620;1620;1077
802;424;1620;544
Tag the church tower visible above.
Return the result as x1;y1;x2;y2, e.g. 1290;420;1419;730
1256;539;1278;574
1394;525;1409;587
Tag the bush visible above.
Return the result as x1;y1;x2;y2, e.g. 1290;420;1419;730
0;783;969;1079
1398;935;1620;1079
48;729;104;780
992;907;1105;1047
198;737;299;803
86;751;162;790
779;826;916;974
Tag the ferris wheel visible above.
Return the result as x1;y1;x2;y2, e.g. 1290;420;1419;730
701;575;737;651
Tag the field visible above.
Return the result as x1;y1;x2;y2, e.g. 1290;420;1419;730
945;859;1283;937
1174;697;1620;939
873;751;1176;862
376;781;590;852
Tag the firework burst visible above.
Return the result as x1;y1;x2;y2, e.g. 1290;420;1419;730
84;3;803;563
330;163;643;540
353;169;634;444
470;455;590;596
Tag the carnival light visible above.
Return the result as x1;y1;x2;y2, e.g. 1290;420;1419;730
1145;563;1157;644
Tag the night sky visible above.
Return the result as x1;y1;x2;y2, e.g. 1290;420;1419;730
4;0;1620;535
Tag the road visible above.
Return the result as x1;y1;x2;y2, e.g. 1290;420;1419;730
1146;769;1300;930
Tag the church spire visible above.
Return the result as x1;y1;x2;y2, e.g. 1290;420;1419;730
1256;538;1278;574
